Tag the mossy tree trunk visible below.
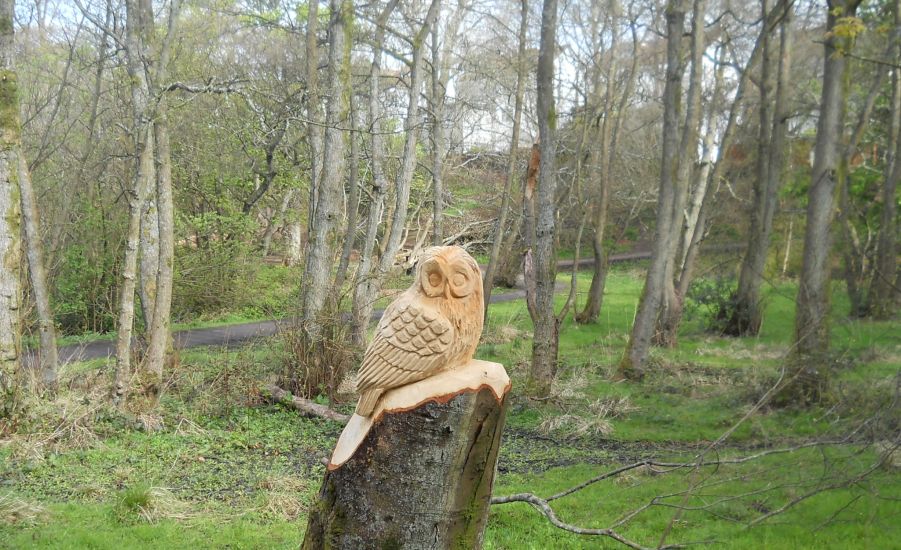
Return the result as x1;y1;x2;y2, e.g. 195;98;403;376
303;386;508;550
0;0;21;414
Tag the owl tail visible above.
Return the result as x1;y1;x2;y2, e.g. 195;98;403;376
355;389;384;417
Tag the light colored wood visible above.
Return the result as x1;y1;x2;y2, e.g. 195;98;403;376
306;368;509;549
333;359;509;469
354;245;485;416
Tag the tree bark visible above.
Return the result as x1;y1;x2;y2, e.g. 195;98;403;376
866;0;901;318
17;155;57;389
141;0;180;400
305;0;324;238
655;0;705;347
578;10;639;324
334;102;361;292
783;0;862;406
349;0;398;347
299;0;351;337
112;0;156;401
350;0;441;344
528;0;559;398
725;0;792;336
143;105;175;400
618;0;687;380
429;0;466;246
303;363;509;550
483;0;528;320
138;165;159;332
0;0;22;412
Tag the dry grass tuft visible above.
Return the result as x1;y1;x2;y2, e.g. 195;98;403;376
482;323;525;345
256;475;308;520
114;484;193;523
0;493;48;525
1;386;108;462
537;395;638;439
588;396;640;419
538;413;614;438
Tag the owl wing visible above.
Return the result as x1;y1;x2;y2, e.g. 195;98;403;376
355;301;454;393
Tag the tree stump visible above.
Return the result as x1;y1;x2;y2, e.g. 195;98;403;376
302;360;510;550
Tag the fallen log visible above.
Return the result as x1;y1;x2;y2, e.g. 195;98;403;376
264;384;349;423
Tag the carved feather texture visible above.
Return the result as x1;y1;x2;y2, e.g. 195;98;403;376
356;301;453;392
354;246;484;416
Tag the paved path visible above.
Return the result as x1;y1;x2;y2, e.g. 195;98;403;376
44;244;741;364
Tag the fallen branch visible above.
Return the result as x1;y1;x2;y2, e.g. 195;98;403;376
490;492;680;550
264;385;349;422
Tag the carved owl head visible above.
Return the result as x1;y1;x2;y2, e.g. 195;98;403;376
414;246;484;333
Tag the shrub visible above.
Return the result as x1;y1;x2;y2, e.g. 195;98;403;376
684;276;741;334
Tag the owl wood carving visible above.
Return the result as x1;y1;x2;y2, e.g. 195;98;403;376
354;246;484;416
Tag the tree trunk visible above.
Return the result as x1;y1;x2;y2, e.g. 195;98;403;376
528;0;559;398
334;103;361;292
655;0;705;347
429;0;466;247
350;0;440;344
138;165;159;332
261;188;294;257
299;0;351;337
112;0;157;404
112;124;153;405
350;0;398;347
304;361;509;550
17;155;57;389
143;106;175;400
0;0;21;412
725;0;792;336
676;0;783;298
866;0;901;318
783;0;862;406
305;0;324;238
618;0;686;380
483;0;528;320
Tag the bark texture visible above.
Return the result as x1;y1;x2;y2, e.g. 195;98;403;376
349;0;398;346
303;386;508;550
0;0;20;406
867;0;901;317
17;155;57;388
784;0;862;405
300;0;351;335
724;0;792;336
618;0;686;379
528;0;559;397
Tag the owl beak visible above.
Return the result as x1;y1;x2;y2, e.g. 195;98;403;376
439;263;452;299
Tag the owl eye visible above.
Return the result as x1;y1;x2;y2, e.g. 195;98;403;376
420;259;445;298
448;269;472;298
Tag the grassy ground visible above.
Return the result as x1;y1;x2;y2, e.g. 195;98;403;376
2;267;898;548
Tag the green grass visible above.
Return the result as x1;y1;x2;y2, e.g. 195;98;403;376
2;265;898;548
